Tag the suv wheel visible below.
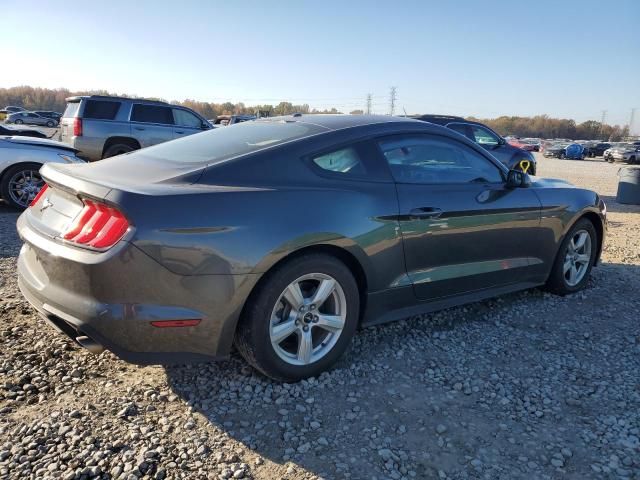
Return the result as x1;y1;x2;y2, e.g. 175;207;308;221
46;120;55;127
103;143;136;159
235;253;359;381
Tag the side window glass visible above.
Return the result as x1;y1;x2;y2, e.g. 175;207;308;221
173;109;202;128
472;125;500;146
312;147;366;176
131;105;174;125
447;123;472;140
83;100;121;120
378;136;503;184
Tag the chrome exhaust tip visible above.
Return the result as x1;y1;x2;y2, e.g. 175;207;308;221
76;335;105;354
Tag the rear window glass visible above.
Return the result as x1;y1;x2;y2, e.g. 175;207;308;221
83;100;120;120
134;120;326;165
63;103;80;118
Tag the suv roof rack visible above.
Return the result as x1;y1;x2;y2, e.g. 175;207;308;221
411;114;465;121
65;95;169;105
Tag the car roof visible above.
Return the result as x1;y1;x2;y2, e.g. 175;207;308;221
257;114;420;131
65;95;169;106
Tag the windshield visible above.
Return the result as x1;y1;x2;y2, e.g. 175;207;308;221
137;120;327;165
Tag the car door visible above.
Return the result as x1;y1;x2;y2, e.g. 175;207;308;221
130;104;174;147
172;108;207;139
376;133;543;301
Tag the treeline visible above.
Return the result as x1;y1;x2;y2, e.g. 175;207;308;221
1;86;630;140
0;86;341;119
468;115;630;141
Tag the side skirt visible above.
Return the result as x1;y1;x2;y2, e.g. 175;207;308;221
361;281;543;327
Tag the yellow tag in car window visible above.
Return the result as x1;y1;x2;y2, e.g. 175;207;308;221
519;160;531;174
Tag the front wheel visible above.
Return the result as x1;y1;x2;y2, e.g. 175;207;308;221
545;218;597;295
46;120;55;127
235;253;359;381
14;119;23;125
0;163;44;210
559;152;566;159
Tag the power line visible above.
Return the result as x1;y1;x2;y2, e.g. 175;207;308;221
389;87;397;116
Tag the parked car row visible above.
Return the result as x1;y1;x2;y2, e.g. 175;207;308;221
2;105;62;127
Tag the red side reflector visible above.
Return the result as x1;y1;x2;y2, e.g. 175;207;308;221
29;184;49;207
150;319;201;328
62;198;129;249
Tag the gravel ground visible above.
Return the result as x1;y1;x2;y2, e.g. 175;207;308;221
1;154;638;480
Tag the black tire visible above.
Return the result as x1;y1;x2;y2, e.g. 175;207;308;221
559;152;566;159
235;253;360;382
0;163;44;210
545;218;598;295
14;119;23;125
103;143;136;159
629;156;636;165
46;120;55;127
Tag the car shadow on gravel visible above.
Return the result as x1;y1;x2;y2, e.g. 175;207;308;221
161;261;640;479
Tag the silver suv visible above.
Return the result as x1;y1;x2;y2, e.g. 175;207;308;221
59;96;211;161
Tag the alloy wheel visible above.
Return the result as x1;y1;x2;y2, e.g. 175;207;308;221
8;169;44;208
269;273;346;366
563;229;592;287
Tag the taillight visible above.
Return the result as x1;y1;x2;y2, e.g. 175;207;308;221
29;184;49;207
73;117;83;137
62;198;129;249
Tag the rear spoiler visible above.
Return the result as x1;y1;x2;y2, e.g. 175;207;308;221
40;163;112;200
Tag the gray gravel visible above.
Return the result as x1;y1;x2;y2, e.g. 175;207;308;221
1;154;639;479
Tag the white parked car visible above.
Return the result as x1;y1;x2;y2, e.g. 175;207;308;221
0;136;85;209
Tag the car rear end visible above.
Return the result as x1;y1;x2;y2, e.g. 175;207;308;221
60;97;130;161
17;162;253;364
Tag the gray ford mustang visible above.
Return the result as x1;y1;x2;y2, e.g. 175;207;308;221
17;115;606;381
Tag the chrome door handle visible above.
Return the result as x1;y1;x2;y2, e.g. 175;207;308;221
409;207;443;219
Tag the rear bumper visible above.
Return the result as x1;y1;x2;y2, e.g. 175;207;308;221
17;214;260;364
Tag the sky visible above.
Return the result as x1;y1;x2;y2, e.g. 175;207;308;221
4;0;640;132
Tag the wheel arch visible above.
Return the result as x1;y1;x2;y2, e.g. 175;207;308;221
101;136;141;157
560;209;605;266
240;243;370;332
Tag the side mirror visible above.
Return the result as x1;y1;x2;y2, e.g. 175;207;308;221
506;169;531;188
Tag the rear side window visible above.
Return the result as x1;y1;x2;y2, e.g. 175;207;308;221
83;100;120;120
471;125;500;146
63;103;80;118
131;104;174;125
312;147;366;176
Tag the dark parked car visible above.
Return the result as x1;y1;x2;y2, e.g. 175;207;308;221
412;115;537;174
584;142;611;158
18;115;605;381
59;95;212;161
543;143;570;158
6;111;59;127
0;124;47;139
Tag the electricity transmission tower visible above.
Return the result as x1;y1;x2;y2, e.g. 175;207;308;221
599;110;607;137
366;94;372;115
389;87;397;116
629;108;637;135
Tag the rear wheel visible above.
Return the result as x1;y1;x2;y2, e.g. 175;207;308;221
629;156;636;164
46;120;55;127
559;152;566;159
103;143;136;159
235;253;359;381
0;163;44;210
14;119;23;125
545;218;597;295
